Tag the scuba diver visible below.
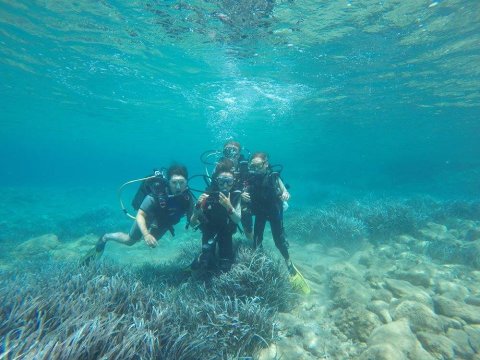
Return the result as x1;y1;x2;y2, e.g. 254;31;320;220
244;152;310;294
189;158;241;273
81;164;194;264
202;140;253;241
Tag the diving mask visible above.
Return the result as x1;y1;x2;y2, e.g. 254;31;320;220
249;161;265;174
217;176;234;187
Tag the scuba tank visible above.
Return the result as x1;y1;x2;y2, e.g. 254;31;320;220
131;169;168;210
118;169;168;220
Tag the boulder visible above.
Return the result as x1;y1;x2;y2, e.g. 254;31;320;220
434;296;480;324
392;300;443;333
384;278;433;307
465;295;480;307
256;343;278;360
392;269;433;288
419;223;448;241
358;344;406;360
446;328;475;358
465;227;480;242
435;280;469;300
334;306;382;342
372;289;393;303
439;315;464;330
273;341;315;360
328;263;371;308
367;300;392;324
365;271;386;289
329;262;363;280
14;234;60;259
416;332;456;360
463;325;480;353
426;240;480;269
360;319;434;360
50;234;98;261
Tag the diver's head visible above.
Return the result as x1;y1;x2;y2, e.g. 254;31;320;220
216;172;235;193
214;158;235;193
167;163;188;195
223;140;241;161
249;152;268;175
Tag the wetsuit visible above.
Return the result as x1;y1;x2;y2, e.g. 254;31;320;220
236;156;253;235
217;155;252;235
197;190;241;271
129;191;194;241
248;171;289;260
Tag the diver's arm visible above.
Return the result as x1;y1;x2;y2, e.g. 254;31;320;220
190;209;201;227
278;178;290;201
229;200;241;224
136;210;150;237
136;209;158;247
219;192;241;224
190;193;208;226
185;193;195;224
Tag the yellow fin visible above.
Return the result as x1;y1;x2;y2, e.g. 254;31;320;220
289;264;311;295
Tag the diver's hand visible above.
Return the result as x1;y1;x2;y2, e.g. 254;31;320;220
281;191;290;201
197;193;209;204
144;233;158;248
219;192;232;209
195;193;209;212
241;192;251;203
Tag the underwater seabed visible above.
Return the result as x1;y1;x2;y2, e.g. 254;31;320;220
1;189;480;359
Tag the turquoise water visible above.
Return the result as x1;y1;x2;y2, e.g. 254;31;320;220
1;1;479;199
1;1;480;359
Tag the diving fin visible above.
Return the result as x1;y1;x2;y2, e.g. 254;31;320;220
289;263;311;295
80;236;106;266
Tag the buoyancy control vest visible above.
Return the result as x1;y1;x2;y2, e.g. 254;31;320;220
248;171;283;216
201;190;241;233
155;190;193;228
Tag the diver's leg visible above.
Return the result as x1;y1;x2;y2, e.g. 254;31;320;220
101;232;134;245
270;216;289;260
270;212;295;274
81;223;138;265
104;220;170;247
253;215;267;250
241;205;253;241
100;221;143;248
218;230;234;272
198;227;217;270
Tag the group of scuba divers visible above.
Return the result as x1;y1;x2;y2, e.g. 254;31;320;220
82;140;310;294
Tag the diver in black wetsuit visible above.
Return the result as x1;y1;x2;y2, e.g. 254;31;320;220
190;159;241;272
217;140;253;241
243;152;297;273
